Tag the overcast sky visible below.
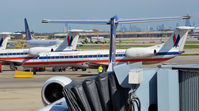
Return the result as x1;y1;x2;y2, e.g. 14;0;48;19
0;0;198;32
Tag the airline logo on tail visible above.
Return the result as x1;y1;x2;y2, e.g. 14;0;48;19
67;35;73;46
173;34;180;47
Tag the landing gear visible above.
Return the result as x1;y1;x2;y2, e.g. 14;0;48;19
72;67;78;71
82;68;87;71
10;63;17;71
32;68;37;75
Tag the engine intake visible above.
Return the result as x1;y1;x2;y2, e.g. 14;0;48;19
41;76;72;105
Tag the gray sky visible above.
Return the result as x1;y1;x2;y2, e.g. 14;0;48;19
0;0;198;32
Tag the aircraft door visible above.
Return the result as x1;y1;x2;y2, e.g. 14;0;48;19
97;53;100;60
97;52;104;61
46;52;50;66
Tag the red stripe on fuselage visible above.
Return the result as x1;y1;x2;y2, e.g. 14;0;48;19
23;57;173;65
0;57;34;60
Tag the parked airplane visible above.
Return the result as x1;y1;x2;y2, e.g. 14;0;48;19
23;26;193;70
24;18;63;47
0;31;79;70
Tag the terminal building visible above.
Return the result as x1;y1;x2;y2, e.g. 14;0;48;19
3;28;199;40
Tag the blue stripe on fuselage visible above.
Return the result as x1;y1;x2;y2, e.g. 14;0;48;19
156;52;179;55
33;52;179;60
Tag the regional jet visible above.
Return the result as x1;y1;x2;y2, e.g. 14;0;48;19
23;26;193;70
0;31;79;70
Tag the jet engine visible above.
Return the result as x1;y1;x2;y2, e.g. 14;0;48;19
125;48;156;58
41;76;72;105
29;47;54;56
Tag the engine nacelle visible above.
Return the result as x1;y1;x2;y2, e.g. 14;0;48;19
29;47;54;56
41;76;72;106
125;48;156;58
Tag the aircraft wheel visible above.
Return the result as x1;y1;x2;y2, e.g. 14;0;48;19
10;63;16;71
32;68;37;75
72;68;78;71
82;68;86;71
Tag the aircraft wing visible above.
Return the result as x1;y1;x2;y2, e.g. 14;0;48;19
42;15;190;25
86;62;108;68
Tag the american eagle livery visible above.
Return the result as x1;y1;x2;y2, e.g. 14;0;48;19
23;26;194;69
0;31;79;70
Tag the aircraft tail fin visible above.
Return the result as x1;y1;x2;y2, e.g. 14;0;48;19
55;32;79;51
70;33;79;50
0;37;10;50
158;26;194;53
24;18;34;40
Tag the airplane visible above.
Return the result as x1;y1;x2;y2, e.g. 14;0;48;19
23;26;194;70
0;31;79;70
24;18;63;47
35;16;192;110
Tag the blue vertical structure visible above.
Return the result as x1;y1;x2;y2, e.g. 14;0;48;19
108;16;118;71
24;18;33;40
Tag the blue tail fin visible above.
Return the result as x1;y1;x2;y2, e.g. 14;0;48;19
24;18;33;40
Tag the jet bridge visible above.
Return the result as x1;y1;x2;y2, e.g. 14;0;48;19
39;63;199;111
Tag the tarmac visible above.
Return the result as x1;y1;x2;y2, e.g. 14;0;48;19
0;55;199;111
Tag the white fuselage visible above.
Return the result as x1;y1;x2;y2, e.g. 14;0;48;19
0;49;33;65
26;39;63;47
0;48;73;66
23;48;179;68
